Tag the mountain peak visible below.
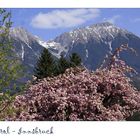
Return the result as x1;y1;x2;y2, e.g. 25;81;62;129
8;22;140;80
10;27;36;44
11;27;28;35
45;22;140;70
53;22;132;50
93;22;114;27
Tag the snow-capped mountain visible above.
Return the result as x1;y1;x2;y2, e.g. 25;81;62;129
9;22;140;79
43;22;140;72
10;27;45;76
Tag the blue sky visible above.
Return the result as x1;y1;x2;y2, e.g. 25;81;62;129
9;8;140;41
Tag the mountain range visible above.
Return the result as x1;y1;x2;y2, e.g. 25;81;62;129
9;22;140;80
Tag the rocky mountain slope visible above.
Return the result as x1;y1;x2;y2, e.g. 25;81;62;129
43;22;140;72
10;27;44;76
10;22;140;78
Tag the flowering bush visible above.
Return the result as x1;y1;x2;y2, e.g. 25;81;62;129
7;44;140;121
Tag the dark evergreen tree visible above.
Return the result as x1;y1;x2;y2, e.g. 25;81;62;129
69;53;81;67
34;48;56;79
34;51;82;78
57;54;70;74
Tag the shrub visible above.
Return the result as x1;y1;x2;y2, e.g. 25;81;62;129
7;44;140;121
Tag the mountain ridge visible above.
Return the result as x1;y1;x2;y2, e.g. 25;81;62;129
9;22;140;79
42;22;140;72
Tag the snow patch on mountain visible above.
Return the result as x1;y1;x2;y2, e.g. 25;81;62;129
108;41;113;54
85;49;88;58
21;44;24;61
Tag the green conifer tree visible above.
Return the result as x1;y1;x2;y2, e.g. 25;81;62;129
57;54;70;74
69;53;81;67
34;48;56;79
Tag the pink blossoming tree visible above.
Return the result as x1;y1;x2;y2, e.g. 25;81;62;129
7;44;140;121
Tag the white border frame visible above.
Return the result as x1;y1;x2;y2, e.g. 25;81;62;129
0;0;140;8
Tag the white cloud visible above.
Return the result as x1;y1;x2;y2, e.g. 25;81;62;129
31;9;100;29
105;15;121;24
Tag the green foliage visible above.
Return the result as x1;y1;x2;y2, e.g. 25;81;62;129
69;53;81;67
0;9;24;115
126;112;140;121
34;48;56;79
0;9;23;93
57;53;81;74
34;50;82;79
57;54;70;74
